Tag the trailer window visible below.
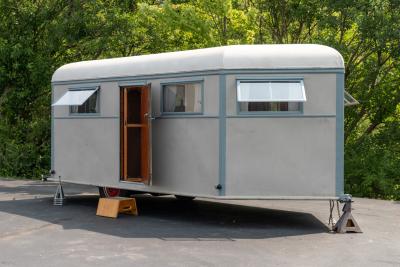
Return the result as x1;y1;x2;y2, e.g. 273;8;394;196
237;80;306;112
69;89;99;114
162;82;202;113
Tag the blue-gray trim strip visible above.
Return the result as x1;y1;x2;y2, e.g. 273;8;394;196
159;78;205;84
234;76;305;81
68;86;100;91
237;110;304;116
219;74;226;196
227;114;336;118
54;115;335;119
336;73;345;196
52;68;345;86
155;115;219;119
118;80;147;87
54;116;119;119
51;85;54;172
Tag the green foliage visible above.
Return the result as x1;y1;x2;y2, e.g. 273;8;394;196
345;118;400;200
0;0;399;200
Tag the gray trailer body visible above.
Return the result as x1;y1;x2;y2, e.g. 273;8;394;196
50;44;345;199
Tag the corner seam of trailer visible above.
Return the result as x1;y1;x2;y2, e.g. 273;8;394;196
336;73;345;197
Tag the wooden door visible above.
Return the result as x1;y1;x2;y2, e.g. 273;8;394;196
120;85;151;184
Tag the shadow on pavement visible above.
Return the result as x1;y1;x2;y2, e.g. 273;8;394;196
0;181;97;196
0;182;329;240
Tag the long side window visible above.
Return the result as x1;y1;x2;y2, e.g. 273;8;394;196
162;82;202;113
237;80;306;112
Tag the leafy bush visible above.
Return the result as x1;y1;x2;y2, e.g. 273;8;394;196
345;121;400;200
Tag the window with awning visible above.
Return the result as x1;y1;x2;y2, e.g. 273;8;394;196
237;80;306;112
52;87;99;114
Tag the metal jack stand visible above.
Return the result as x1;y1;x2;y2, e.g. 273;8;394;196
53;177;66;206
333;194;362;233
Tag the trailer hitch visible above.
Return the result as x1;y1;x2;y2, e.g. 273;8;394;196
41;169;56;182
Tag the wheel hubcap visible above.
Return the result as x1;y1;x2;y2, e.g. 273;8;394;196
104;187;120;197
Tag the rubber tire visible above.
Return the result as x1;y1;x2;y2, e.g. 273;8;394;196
98;187;131;198
174;195;195;201
150;193;167;197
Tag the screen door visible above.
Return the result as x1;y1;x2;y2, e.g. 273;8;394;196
120;84;151;184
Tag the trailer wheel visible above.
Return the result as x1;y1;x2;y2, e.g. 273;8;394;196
99;187;131;198
150;193;166;197
174;195;195;201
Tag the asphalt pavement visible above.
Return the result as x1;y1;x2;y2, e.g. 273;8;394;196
0;179;399;267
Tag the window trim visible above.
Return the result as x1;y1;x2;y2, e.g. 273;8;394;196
68;86;101;116
236;78;305;116
160;79;204;116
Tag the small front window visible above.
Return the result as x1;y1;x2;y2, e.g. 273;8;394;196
162;82;202;113
70;89;99;114
237;80;306;112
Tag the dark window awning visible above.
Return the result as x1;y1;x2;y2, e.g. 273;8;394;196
344;90;359;106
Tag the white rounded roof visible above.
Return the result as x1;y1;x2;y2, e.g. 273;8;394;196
52;44;344;83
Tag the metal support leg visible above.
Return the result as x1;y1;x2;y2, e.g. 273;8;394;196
328;200;341;230
53;177;66;206
334;194;362;233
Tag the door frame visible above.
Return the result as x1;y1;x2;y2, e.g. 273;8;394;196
120;84;152;185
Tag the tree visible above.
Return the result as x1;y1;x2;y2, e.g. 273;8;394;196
0;0;398;199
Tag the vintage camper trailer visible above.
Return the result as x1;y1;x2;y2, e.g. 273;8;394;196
50;44;352;200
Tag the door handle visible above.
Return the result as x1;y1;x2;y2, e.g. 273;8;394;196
144;113;155;120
